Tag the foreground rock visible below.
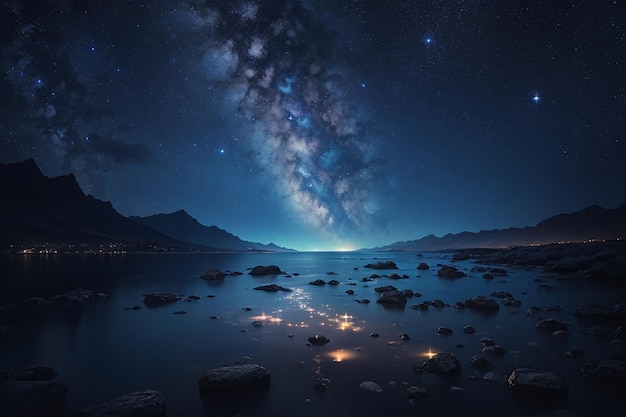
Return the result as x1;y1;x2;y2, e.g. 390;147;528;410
464;296;500;311
74;390;166;417
0;380;67;417
580;358;626;381
142;292;179;306
198;364;270;391
249;265;283;276
364;261;398;269
508;368;569;393
420;353;461;374
253;284;291;292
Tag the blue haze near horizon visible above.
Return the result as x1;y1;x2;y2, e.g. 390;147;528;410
1;252;624;416
1;1;625;251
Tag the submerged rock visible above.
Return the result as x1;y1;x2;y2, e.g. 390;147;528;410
580;358;626;381
74;389;166;417
421;353;462;374
376;291;407;305
198;364;270;391
437;266;467;278
359;381;383;392
253;284;291;292
309;279;326;286
464;296;500;311
143;292;179;306
417;262;430;270
308;334;331;345
200;269;227;280
535;318;568;332
248;265;283;276
364;261;398;269
508;368;569;393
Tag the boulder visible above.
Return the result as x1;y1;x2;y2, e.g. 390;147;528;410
469;355;490;366
309;279;326;286
436;327;453;335
437;266;467;278
74;389;166;417
491;290;513;299
359;381;383;392
200;269;226;280
482;273;494;280
363;261;398;269
481;345;505;356
535;318;568;332
198;364;271;391
374;285;397;293
417;263;430;270
328;280;340;286
508;368;569;393
406;386;428;398
49;289;98;304
253;284;291;292
142;292;179;306
0;380;67;417
248;265;283;276
580;358;626;381
376;291;407;305
574;302;612;320
421;353;461;374
464;296;500;311
410;302;428;310
462;325;476;334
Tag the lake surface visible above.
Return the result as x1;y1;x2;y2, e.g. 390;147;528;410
1;251;624;416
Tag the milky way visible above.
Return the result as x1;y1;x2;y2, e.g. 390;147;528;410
173;1;390;242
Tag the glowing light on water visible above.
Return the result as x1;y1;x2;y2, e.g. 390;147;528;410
422;347;436;359
328;348;358;362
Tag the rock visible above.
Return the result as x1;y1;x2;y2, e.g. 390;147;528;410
186;295;200;301
328;280;340;286
74;389;166;417
17;297;50;312
491;290;513;299
253;284;291;292
483;371;509;384
49;289;99;304
464;296;500;311
0;380;67;417
356;299;370;304
508;368;569;393
131;305;142;311
198;364;271;391
480;337;496;346
422;353;461;374
399;333;410;341
563;348;585;358
429;299;445;308
436;327;453;335
481;345;505;356
374;285;397;293
11;365;56;381
454;301;466;309
345;290;355;295
580;358;626;381
537;284;552;291
502;297;521;306
142;292;179;306
437;265;467;278
308;335;331;345
490;268;508;276
452;252;470;261
613;300;626;318
248;265;283;276
574;302;612;320
309;279;326;286
410;302;428;310
200;269;227;280
369;332;380;337
364;261;397;269
359;381;382;392
406;386;428;398
470;355;490;366
173;310;186;315
553;330;569;337
402;289;414;297
482;273;494;280
535;318;568;332
388;273;402;279
417;263;430;270
376;291;407;305
462;325;476;334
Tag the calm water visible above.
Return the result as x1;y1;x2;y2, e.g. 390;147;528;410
1;251;624;416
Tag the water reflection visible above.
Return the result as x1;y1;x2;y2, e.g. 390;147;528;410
281;288;364;331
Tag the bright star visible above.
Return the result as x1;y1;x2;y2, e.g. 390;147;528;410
532;92;540;104
361;82;366;89
219;148;225;155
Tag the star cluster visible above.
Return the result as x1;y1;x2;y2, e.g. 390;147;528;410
1;1;624;250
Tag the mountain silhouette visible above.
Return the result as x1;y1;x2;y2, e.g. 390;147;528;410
376;203;626;251
130;210;293;252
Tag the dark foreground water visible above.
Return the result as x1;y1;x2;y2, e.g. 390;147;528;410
1;251;625;416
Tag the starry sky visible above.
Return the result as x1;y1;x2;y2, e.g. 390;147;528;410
1;1;625;251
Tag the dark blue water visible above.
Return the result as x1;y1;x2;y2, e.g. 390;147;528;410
1;252;624;416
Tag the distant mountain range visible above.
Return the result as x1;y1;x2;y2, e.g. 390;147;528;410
2;159;624;253
0;159;291;252
374;203;626;251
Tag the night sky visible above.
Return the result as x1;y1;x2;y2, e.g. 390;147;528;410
1;1;624;251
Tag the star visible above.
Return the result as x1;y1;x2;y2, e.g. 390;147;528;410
532;92;540;104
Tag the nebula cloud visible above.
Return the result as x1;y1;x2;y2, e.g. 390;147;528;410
176;0;389;242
